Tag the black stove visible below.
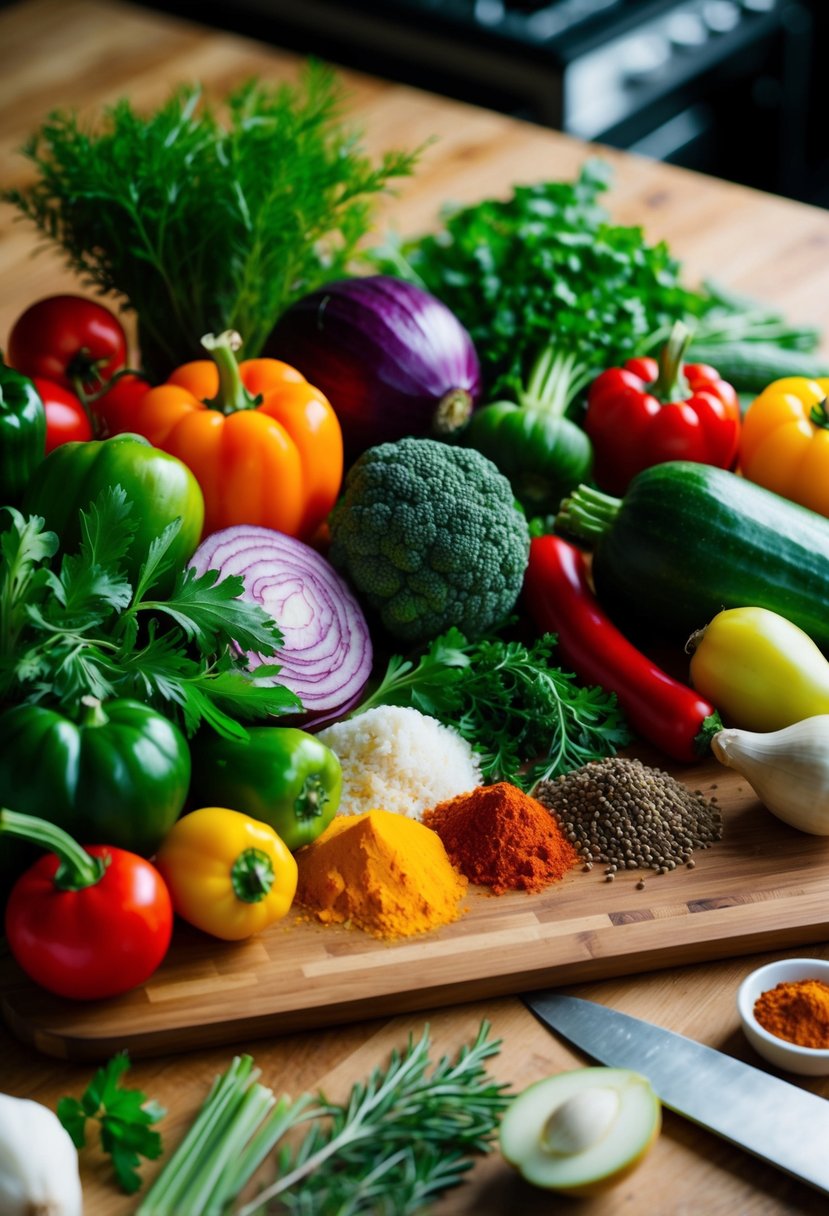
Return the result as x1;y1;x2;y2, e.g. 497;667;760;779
143;0;827;205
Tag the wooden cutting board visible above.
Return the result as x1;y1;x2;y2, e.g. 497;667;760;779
4;749;829;1061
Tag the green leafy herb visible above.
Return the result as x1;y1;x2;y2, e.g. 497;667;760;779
0;490;301;736
373;159;701;405
137;1022;510;1216
5;65;421;378
57;1052;165;1195
373;163;825;408
352;626;631;788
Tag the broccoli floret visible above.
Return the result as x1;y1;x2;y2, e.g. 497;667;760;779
329;437;530;643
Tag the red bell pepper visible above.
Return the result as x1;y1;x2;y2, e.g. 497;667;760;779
583;321;740;495
1;808;173;1001
522;534;722;763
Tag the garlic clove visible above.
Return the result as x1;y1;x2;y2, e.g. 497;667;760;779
712;715;829;835
0;1093;82;1216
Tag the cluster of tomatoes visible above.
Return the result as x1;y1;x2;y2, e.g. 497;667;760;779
6;294;150;446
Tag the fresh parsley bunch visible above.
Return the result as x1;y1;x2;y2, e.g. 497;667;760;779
352;626;631;788
0;488;300;737
58;1052;165;1195
374;159;703;406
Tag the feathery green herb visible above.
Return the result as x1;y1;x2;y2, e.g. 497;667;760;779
5;66;420;378
351;626;631;788
137;1022;510;1216
0;489;300;736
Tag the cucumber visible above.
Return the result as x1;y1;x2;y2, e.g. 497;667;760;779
688;342;829;394
556;462;829;648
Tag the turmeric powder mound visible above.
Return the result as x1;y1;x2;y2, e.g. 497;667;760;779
422;782;578;894
294;809;468;939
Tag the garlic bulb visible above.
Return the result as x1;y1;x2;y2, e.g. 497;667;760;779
0;1092;82;1216
712;715;829;835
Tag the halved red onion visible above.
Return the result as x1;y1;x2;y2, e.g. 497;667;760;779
264;274;481;457
189;525;373;726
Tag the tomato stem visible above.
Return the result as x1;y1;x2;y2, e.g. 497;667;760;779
0;807;106;891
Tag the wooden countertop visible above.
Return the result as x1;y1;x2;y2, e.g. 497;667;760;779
2;1;829;1213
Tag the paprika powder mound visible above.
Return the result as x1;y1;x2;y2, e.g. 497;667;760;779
294;809;467;939
754;978;829;1049
421;782;577;895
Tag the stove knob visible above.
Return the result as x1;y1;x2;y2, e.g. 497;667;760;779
702;0;741;32
622;32;672;84
666;11;708;48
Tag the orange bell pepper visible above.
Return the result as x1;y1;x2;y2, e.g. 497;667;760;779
739;376;829;516
132;331;343;539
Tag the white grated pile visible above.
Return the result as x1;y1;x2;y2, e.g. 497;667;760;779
318;705;482;820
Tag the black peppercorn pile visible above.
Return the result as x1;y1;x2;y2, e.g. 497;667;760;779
534;756;723;888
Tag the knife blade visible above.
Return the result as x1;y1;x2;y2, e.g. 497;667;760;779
523;991;829;1196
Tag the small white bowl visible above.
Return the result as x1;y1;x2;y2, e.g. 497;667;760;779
737;958;829;1076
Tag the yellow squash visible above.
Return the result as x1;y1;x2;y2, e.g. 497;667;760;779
688;606;829;732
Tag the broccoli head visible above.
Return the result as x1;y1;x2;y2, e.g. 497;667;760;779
328;436;530;643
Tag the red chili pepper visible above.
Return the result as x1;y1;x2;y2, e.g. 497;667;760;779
522;534;721;763
1;809;173;1001
583;321;740;495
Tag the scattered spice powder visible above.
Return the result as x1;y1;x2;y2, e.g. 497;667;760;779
294;809;467;939
534;756;723;880
754;979;829;1049
422;782;577;894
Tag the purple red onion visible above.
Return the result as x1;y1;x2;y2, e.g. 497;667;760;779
189;525;373;727
264;274;481;456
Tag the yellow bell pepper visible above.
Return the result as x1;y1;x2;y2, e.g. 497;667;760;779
688;606;829;732
154;807;298;941
739;376;829;515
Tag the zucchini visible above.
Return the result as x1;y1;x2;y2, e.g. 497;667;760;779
688;342;829;394
556;462;829;648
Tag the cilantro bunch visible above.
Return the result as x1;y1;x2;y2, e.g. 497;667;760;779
0;489;300;737
374;159;703;407
351;626;631;788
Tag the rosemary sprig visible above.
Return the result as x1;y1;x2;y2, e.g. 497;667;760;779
5;66;420;378
137;1022;510;1216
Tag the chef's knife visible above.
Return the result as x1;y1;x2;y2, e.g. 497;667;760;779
523;991;829;1196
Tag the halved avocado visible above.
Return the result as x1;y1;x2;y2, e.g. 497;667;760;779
499;1067;661;1196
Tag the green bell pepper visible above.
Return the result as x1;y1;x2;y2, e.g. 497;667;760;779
465;401;593;514
0;697;191;889
21;432;204;590
464;344;593;514
189;726;342;851
0;358;46;504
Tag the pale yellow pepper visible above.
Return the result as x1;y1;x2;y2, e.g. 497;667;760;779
154;806;298;941
739;376;829;516
688;606;829;733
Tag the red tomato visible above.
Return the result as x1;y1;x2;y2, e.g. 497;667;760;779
90;372;152;437
5;845;173;1000
8;295;128;393
33;376;94;452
